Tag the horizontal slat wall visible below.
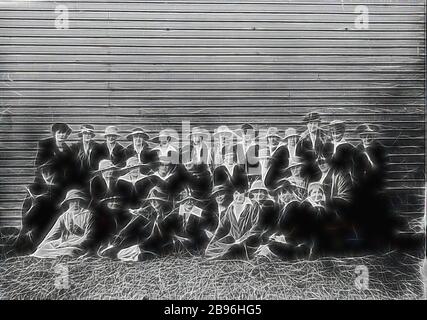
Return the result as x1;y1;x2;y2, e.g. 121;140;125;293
0;0;425;228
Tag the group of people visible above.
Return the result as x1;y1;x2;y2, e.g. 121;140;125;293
11;112;393;261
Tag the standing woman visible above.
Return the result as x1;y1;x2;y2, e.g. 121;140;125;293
150;128;179;163
34;122;74;191
262;127;288;189
95;126;126;167
71;124;100;193
211;125;237;169
125;127;158;167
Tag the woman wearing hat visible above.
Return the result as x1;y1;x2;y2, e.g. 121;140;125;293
297;112;328;181
328;120;356;175
31;189;92;259
353;124;392;251
248;180;278;242
170;188;215;253
235;124;263;184
210;125;237;169
89;159;121;208
210;183;233;224
280;156;310;200
116;157;153;211
148;155;183;199
213;147;248;193
125;127;158;167
70;124;100;192
205;188;261;260
94;126;126;168
150;128;179;162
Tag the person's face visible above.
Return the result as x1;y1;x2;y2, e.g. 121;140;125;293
331;128;345;142
184;161;194;171
290;165;302;177
277;190;293;204
287;136;298;148
129;167;140;177
307;121;320;133
82;132;93;143
233;191;245;204
106;135;117;144
158;163;170;176
102;169;114;180
318;159;330;173
243;131;253;143
251;190;267;202
159;136;170;146
192;135;202;145
361;134;374;147
133;134;144;147
68;199;80;211
55;130;68;144
183;199;194;211
310;188;324;204
215;192;227;205
268;136;280;146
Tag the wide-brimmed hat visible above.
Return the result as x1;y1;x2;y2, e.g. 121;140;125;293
119;156;149;172
329;120;346;133
283;156;305;173
211;183;233;197
51;123;72;136
77;124;96;138
102;126;121;137
93;159;119;174
283;128;300;140
261;127;281;139
186;127;210;139
126;127;150;141
150;128;178;144
303;112;321;123
99;196;122;206
272;179;295;194
176;188;201;204
356;124;380;136
59;189;87;207
249;180;269;194
213;125;236;138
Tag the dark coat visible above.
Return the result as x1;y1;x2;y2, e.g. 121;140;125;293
213;164;248;192
264;144;289;189
34;137;75;190
93;142;126;168
329;141;356;174
70;140;100;191
124;143;158;171
354;141;387;191
116;176;153;210
297;129;329;163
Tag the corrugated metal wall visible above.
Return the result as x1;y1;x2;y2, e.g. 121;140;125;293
0;0;425;228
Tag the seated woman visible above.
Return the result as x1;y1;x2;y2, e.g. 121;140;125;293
149;155;183;199
204;187;261;260
172;188;215;254
112;186;175;261
116;156;153;211
31;189;93;259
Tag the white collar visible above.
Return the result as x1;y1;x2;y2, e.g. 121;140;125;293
118;173;148;184
179;204;203;222
152;171;174;181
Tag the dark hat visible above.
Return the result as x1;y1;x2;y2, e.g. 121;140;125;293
126;127;150;141
77;124;95;137
303;112;321;123
283;156;305;173
241;123;254;132
272;179;296;194
145;186;170;203
51;123;72;136
356;124;380;136
211;183;233;197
